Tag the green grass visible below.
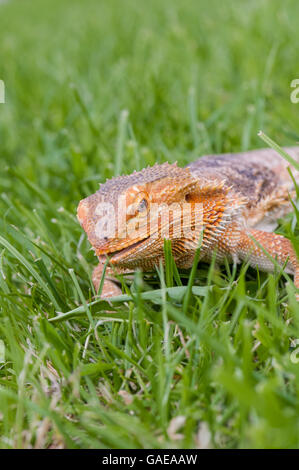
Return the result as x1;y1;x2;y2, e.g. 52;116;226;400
0;0;299;449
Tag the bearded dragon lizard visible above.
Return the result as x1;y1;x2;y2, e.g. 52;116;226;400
77;147;299;300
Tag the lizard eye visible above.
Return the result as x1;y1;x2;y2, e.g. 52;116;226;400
126;192;149;217
126;190;149;217
138;198;148;213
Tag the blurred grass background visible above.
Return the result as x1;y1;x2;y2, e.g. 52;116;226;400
0;0;299;449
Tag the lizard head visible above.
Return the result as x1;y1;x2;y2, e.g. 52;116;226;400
77;162;201;269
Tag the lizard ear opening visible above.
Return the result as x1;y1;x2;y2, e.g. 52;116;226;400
184;178;229;204
185;192;200;203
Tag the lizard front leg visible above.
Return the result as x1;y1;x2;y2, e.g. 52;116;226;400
237;229;299;300
92;262;123;298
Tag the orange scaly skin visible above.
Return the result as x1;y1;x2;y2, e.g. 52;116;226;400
77;147;299;300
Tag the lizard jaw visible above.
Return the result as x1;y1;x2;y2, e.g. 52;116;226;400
97;236;150;264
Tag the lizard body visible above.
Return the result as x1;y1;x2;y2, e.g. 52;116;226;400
77;147;299;300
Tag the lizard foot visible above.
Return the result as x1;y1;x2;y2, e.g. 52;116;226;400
92;264;122;299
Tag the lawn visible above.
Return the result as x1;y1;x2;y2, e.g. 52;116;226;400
0;0;299;449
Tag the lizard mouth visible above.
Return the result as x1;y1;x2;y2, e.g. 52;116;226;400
98;237;150;261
